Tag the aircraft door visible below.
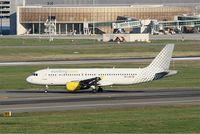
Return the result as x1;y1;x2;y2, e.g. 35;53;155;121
41;71;48;84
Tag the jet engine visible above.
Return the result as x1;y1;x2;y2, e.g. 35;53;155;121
66;77;101;92
66;82;81;92
66;81;91;92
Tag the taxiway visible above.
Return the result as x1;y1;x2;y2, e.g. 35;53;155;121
0;57;199;66
1;88;200;113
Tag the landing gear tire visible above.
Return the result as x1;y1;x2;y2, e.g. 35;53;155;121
92;87;103;93
44;85;49;93
98;87;103;93
92;89;97;93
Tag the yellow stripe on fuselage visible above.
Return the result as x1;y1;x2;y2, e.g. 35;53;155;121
68;70;79;73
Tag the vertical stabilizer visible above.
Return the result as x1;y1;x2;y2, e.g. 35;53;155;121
147;44;174;71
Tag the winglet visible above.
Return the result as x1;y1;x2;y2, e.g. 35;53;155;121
147;44;174;71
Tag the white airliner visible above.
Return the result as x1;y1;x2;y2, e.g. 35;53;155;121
26;44;177;93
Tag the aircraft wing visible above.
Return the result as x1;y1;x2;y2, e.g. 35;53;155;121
66;77;103;92
79;77;102;89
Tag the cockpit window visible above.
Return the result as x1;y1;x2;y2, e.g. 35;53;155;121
33;73;38;76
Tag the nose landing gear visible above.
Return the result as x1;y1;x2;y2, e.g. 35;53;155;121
44;85;48;93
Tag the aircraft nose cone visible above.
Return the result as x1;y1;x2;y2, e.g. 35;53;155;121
26;76;33;83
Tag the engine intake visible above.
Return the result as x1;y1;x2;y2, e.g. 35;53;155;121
66;77;101;92
66;82;81;92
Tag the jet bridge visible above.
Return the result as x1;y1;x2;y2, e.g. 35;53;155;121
159;15;200;33
160;20;200;28
112;21;141;29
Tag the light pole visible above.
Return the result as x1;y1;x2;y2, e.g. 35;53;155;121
38;3;41;37
48;1;54;41
39;15;41;39
92;0;95;34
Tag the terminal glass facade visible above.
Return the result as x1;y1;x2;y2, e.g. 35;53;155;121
0;0;10;34
18;6;194;35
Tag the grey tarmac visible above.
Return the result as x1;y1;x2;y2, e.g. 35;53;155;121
0;88;200;113
1;33;200;40
0;57;199;66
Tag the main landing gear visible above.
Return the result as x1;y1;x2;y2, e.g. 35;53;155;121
92;87;104;93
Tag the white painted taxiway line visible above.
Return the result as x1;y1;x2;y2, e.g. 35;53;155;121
1;99;200;112
0;57;199;66
173;57;200;61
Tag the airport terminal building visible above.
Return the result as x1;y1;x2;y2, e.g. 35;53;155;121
2;0;200;35
17;5;195;35
0;0;10;34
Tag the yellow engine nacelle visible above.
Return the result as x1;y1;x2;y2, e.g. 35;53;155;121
66;82;81;92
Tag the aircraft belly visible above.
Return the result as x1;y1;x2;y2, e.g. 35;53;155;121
48;77;97;86
113;81;134;85
47;78;67;85
101;77;134;86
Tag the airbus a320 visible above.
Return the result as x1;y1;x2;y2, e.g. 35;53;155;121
26;44;177;93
